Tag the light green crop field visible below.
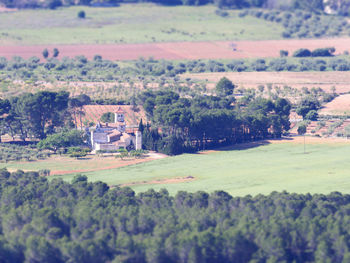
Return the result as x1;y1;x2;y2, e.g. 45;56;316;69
0;4;283;45
50;140;350;196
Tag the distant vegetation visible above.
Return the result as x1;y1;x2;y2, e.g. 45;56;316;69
2;0;343;16
2;4;350;46
1;54;350;86
0;5;284;45
240;9;350;38
2;170;350;262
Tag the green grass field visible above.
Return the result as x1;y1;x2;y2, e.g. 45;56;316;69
48;140;350;196
0;4;283;45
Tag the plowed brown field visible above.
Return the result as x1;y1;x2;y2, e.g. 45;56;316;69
2;38;350;60
320;94;350;115
182;71;350;93
78;105;147;127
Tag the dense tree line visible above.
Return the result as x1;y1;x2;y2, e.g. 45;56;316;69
0;91;70;140
138;84;291;155
0;169;350;262
0;91;92;141
1;0;328;13
6;0;350;16
0;90;132;142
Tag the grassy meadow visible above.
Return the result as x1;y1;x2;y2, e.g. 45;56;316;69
0;154;156;174
0;4;283;45
43;138;350;196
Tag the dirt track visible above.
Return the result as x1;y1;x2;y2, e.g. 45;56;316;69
0;7;17;12
119;176;195;187
1;38;350;60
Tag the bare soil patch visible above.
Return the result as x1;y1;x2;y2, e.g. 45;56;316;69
118;176;195;187
50;152;167;175
270;136;350;145
320;94;350;115
0;7;17;13
3;152;167;175
1;38;350;60
51;158;149;175
182;71;350;93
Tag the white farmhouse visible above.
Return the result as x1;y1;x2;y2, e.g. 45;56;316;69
90;107;142;151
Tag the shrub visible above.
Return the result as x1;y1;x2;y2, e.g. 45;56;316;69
215;77;235;97
38;169;51;176
69;151;87;159
311;47;335;57
67;147;90;155
305;110;318;121
297;124;307;135
226;60;247;72
238;10;248;17
53;48;59;58
280;50;289;57
77;10;86;19
42;49;49;59
46;0;62;9
93;55;102;61
282;31;291;38
250;59;267;71
296;96;320;118
269;58;287;71
215;9;229;17
293;48;312;57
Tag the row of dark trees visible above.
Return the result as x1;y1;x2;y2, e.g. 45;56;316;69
138;80;291;155
0;169;350;262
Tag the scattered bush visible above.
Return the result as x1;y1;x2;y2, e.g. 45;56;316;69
38;169;50;176
215;9;229;17
53;48;59;58
77;10;86;19
42;48;49;59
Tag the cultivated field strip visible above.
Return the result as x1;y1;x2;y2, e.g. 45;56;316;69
78;105;147;127
1;38;350;60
